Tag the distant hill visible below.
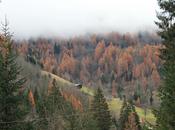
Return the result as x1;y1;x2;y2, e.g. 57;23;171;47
16;31;159;124
15;32;162;106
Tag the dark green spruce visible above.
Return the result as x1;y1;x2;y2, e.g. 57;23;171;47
154;0;175;130
0;20;27;130
91;87;112;130
118;98;141;130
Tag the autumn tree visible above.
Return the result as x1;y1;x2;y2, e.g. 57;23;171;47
59;49;78;77
154;0;175;130
94;40;105;60
91;88;112;130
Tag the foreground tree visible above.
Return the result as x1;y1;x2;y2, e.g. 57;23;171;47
154;0;175;130
0;20;27;130
34;79;82;130
91;87;112;130
119;98;141;130
80;111;99;130
118;97;128;130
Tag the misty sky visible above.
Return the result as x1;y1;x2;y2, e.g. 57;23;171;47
0;0;159;38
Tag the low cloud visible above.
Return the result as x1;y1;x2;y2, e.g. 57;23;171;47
0;0;159;38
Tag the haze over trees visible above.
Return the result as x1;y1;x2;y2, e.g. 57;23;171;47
12;31;162;130
15;31;162;107
0;0;175;130
0;18;162;130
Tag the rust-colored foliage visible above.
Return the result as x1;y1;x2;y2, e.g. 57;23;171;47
0;35;9;57
116;51;133;76
28;90;35;108
124;112;140;130
112;80;116;98
62;91;83;112
42;55;57;72
103;42;116;64
17;42;28;55
133;65;141;79
94;40;105;60
59;49;77;75
15;32;162;99
151;69;160;87
141;77;148;92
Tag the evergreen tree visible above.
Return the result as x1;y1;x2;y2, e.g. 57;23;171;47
77;108;99;130
46;79;65;115
81;113;99;130
49;79;81;130
33;79;66;130
46;79;70;130
154;0;175;130
63;106;80;130
0;20;27;130
119;99;141;130
34;79;81;130
54;43;60;55
91;87;112;130
118;97;129;130
33;88;48;130
126;101;141;130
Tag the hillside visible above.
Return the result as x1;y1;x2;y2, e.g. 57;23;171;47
41;70;155;124
15;32;162;108
14;32;159;129
41;70;95;96
1;0;174;129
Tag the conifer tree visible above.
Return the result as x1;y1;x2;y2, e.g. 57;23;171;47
91;87;112;130
0;19;27;130
126;101;141;130
32;88;48;130
119;99;141;130
48;79;81;130
118;97;129;130
34;79;81;130
154;0;175;130
33;79;66;130
81;112;99;130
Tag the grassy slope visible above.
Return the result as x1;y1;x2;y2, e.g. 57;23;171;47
108;98;155;123
41;70;155;123
42;70;95;96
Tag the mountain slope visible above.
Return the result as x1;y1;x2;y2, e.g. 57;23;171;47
41;70;155;124
41;70;95;96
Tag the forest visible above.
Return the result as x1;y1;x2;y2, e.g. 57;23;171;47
15;31;161;105
0;0;175;130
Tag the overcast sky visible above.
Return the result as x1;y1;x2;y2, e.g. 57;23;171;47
0;0;159;38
